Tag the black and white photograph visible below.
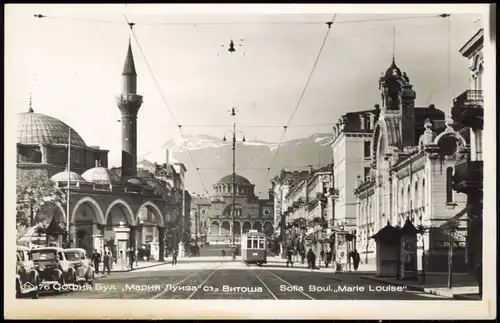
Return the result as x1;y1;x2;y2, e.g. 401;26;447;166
4;3;495;320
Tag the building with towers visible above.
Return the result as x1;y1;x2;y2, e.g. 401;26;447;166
353;57;469;273
16;36;184;261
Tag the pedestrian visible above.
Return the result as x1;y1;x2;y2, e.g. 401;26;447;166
221;249;226;258
286;248;293;267
135;248;139;267
103;251;112;275
119;250;125;270
306;248;316;270
320;249;325;267
172;249;178;266
353;249;360;271
325;250;332;268
92;249;101;274
128;248;135;269
300;250;305;264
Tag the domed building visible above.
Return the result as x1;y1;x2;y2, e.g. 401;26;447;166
16;39;176;262
17;107;109;178
203;173;274;245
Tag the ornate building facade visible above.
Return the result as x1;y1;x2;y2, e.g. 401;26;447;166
354;58;469;272
332;107;380;244
451;28;484;289
205;174;274;244
16;38;183;261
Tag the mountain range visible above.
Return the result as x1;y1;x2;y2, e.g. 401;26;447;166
138;133;334;198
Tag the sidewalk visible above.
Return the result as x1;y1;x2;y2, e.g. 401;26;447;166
94;260;169;277
360;272;480;299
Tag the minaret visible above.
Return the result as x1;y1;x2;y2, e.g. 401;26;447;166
116;38;143;179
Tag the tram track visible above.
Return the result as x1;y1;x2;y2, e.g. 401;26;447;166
150;262;223;299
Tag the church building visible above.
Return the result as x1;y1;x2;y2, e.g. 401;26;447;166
203;174;274;245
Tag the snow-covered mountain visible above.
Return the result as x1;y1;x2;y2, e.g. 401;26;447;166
123;133;333;198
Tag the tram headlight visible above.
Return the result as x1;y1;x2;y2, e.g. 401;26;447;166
38;265;45;271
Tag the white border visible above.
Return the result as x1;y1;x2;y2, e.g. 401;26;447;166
4;3;496;319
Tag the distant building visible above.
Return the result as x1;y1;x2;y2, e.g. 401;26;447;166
354;58;469;272
190;195;211;244
203;174;274;245
271;170;310;254
451;28;484;281
280;166;335;259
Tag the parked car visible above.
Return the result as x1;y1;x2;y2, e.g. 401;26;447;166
16;246;40;299
64;248;95;286
31;247;77;294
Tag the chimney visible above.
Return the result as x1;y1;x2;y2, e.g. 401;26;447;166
165;149;170;168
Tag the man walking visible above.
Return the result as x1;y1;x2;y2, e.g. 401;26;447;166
353;249;360;271
286;248;294;267
307;248;316;270
172;249;178;266
92;249;101;274
103;251;112;275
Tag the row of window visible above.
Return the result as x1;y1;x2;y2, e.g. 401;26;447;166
245;237;266;249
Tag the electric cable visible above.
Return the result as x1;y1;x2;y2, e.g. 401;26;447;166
263;14;337;185
123;13;210;195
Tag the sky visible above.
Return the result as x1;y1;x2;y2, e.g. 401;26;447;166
5;4;485;169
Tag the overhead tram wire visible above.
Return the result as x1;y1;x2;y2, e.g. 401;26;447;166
33;13;449;27
263;14;337;185
123;14;210;195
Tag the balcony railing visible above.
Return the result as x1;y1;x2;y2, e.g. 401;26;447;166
452;160;483;194
451;90;484;130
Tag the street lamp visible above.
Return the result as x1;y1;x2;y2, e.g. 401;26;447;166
222;109;246;254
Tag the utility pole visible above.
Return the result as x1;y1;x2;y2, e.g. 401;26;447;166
223;108;245;257
232;119;236;249
66;128;72;248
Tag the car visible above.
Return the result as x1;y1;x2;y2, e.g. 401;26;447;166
16;246;40;299
31;247;77;294
64;248;95;286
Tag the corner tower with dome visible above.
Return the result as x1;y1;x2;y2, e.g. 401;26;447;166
15;38;176;262
203;173;274;245
353;58;470;274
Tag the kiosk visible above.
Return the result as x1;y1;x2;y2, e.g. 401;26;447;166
400;219;418;280
371;222;402;277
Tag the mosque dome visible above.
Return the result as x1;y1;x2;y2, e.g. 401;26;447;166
17;109;87;147
50;171;87;183
217;174;251;185
82;167;120;185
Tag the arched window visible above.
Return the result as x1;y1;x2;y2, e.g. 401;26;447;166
400;187;404;212
414;181;419;208
407;185;411;211
422;179;426;208
446;167;454;203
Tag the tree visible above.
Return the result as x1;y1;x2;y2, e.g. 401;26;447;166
16;169;67;242
416;224;431;283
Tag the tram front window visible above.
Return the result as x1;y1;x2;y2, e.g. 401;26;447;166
258;239;264;249
252;239;258;249
247;239;252;249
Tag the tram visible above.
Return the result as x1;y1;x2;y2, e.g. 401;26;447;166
241;230;267;266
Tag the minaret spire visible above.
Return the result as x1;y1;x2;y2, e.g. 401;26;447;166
116;31;143;179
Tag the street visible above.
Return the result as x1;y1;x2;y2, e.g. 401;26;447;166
39;259;451;300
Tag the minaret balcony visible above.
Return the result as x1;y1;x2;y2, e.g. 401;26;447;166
452;160;483;194
116;94;143;105
451;90;483;130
